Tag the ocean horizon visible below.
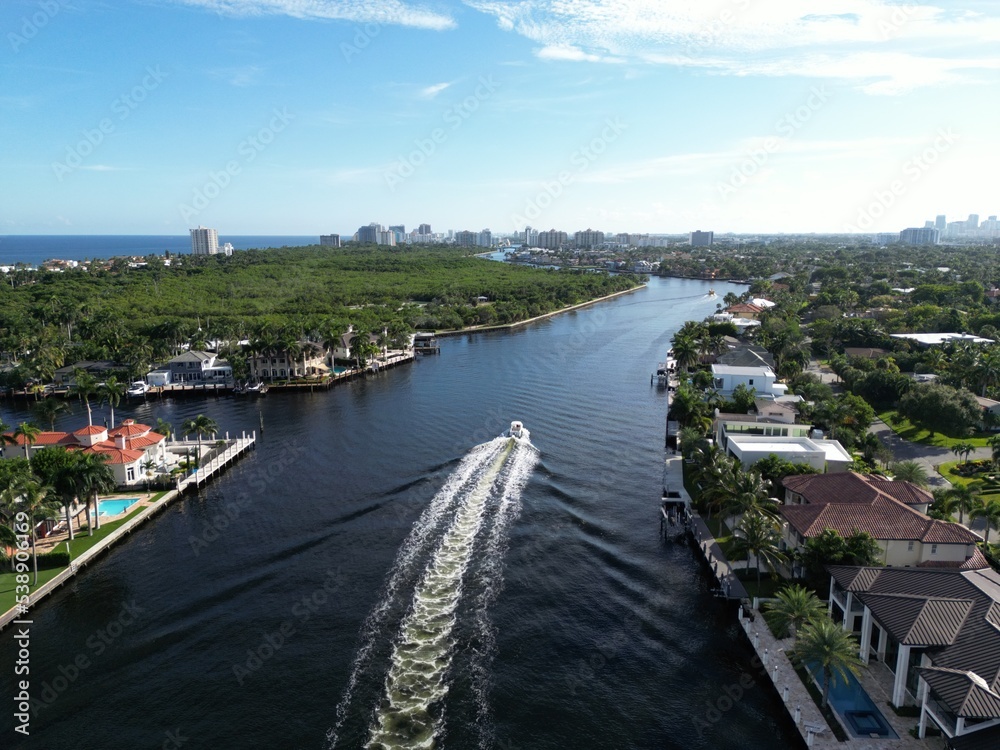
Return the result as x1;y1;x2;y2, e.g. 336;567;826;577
0;235;326;266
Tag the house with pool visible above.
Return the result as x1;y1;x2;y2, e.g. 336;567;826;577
3;419;167;487
827;564;1000;748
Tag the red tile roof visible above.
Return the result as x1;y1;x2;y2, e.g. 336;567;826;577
73;425;108;436
109;420;151;438
3;431;76;447
84;445;145;464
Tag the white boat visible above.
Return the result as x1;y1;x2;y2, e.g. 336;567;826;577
507;420;529;441
126;381;150;397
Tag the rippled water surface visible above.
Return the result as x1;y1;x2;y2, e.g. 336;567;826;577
0;276;802;749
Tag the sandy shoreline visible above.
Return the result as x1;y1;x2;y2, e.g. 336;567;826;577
434;284;646;338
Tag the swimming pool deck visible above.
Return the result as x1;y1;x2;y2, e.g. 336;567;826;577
0;433;255;632
740;606;946;749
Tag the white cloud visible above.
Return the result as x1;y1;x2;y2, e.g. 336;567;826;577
464;1;1000;94
207;64;264;87
173;0;455;31
419;81;453;98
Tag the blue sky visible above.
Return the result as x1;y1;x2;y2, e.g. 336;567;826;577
2;0;998;235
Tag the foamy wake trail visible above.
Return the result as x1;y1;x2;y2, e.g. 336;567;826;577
364;438;517;749
327;438;509;748
470;441;538;749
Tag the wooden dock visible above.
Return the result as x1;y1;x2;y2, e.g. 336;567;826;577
0;432;256;632
688;514;749;600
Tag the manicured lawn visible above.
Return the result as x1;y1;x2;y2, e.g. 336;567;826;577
0;513;136;615
938;460;1000;501
878;410;994;448
738;571;785;600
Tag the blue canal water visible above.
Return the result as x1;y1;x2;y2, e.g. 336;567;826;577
0;276;804;749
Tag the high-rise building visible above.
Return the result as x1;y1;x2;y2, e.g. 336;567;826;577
418;223;432;235
476;229;492;247
935;215;946;231
899;227;940;245
190;225;219;255
537;229;568;248
320;234;341;248
454;230;477;247
220;242;234;257
968;214;980;230
924;220;935;229
389;225;406;243
689;230;714;247
574;228;605;247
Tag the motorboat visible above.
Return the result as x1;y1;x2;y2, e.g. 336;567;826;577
234;381;269;396
507;420;529;441
126;381;150;397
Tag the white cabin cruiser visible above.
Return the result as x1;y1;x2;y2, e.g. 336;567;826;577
507;421;528;441
127;381;150;397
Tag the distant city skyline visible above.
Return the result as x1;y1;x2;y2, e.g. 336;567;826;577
4;0;999;235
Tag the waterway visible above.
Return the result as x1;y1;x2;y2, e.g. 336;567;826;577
0;276;803;749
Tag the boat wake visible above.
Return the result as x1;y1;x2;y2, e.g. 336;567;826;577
327;428;538;750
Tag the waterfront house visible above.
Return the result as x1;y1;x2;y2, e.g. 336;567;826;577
779;472;979;569
53;360;123;386
826;564;1000;746
161;350;233;384
249;341;328;381
333;330;381;361
710;364;788;399
724;302;766;319
716;344;775;369
726;435;853;474
3;419;167;487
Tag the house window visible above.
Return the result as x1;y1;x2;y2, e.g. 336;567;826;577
271;358;276;364
271;369;277;377
126;466;135;482
748;379;754;385
907;541;914;551
280;369;286;377
931;544;938;555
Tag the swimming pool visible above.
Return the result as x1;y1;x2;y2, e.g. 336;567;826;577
808;662;898;739
99;498;140;517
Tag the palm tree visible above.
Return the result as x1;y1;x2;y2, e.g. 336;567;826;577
792;616;864;708
12;422;41;465
182;414;219;471
948;484;979;526
890;461;929;487
50;458;81;542
764;584;826;640
971;497;1000;544
671;336;700;373
729;510;788;591
155;418;173;440
677;426;708;458
69;370;99;426
141;459;156;491
33;396;68;431
73;452;116;534
99;376;127;428
952;441;976;467
929;488;959;521
722;469;779;522
0;479;59;585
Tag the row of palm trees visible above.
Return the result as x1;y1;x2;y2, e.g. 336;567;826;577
687;443;789;589
765;584;864;709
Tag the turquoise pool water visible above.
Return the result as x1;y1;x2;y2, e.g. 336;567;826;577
808;662;898;739
99;498;140;516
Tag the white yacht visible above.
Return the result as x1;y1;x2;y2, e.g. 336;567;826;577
507;420;529;441
127;381;150;397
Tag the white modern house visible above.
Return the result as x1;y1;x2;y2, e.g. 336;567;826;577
710;364;788;399
725;435;853;473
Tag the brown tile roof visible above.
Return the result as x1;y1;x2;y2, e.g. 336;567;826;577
783;471;932;507
780;495;979;544
863;594;973;645
726;303;765;314
919;666;1000;719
